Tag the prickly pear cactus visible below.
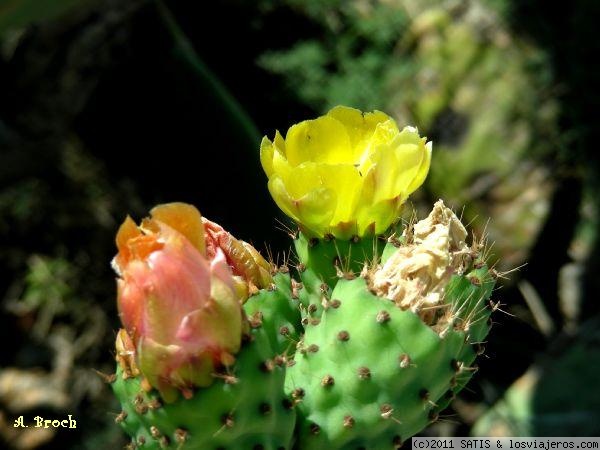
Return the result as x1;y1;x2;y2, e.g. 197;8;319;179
293;232;387;321
112;323;296;450
244;271;304;356
285;201;495;448
108;106;498;449
108;203;297;449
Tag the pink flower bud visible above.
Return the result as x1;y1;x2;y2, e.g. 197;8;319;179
113;203;244;401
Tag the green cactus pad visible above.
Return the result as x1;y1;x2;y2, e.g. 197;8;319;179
294;232;387;289
286;269;494;448
244;271;303;355
294;232;387;322
432;266;495;414
112;323;296;450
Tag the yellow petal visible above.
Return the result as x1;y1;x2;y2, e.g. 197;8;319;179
357;119;401;173
278;162;322;198
366;140;426;204
273;130;286;155
150;203;205;254
369;119;401;149
406;140;432;194
397;125;424;146
260;136;275;177
267;177;301;223
294;187;337;235
356;197;403;236
268;176;335;234
261;133;295;181
285;115;353;166
326;105;390;159
272;145;292;179
316;164;363;224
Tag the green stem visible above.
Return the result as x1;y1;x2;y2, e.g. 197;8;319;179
155;0;261;148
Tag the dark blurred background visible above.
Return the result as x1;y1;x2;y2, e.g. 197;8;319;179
0;0;598;448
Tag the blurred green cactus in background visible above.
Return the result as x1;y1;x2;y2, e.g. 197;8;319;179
473;317;600;436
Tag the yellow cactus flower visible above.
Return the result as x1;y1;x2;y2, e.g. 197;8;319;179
260;106;432;237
